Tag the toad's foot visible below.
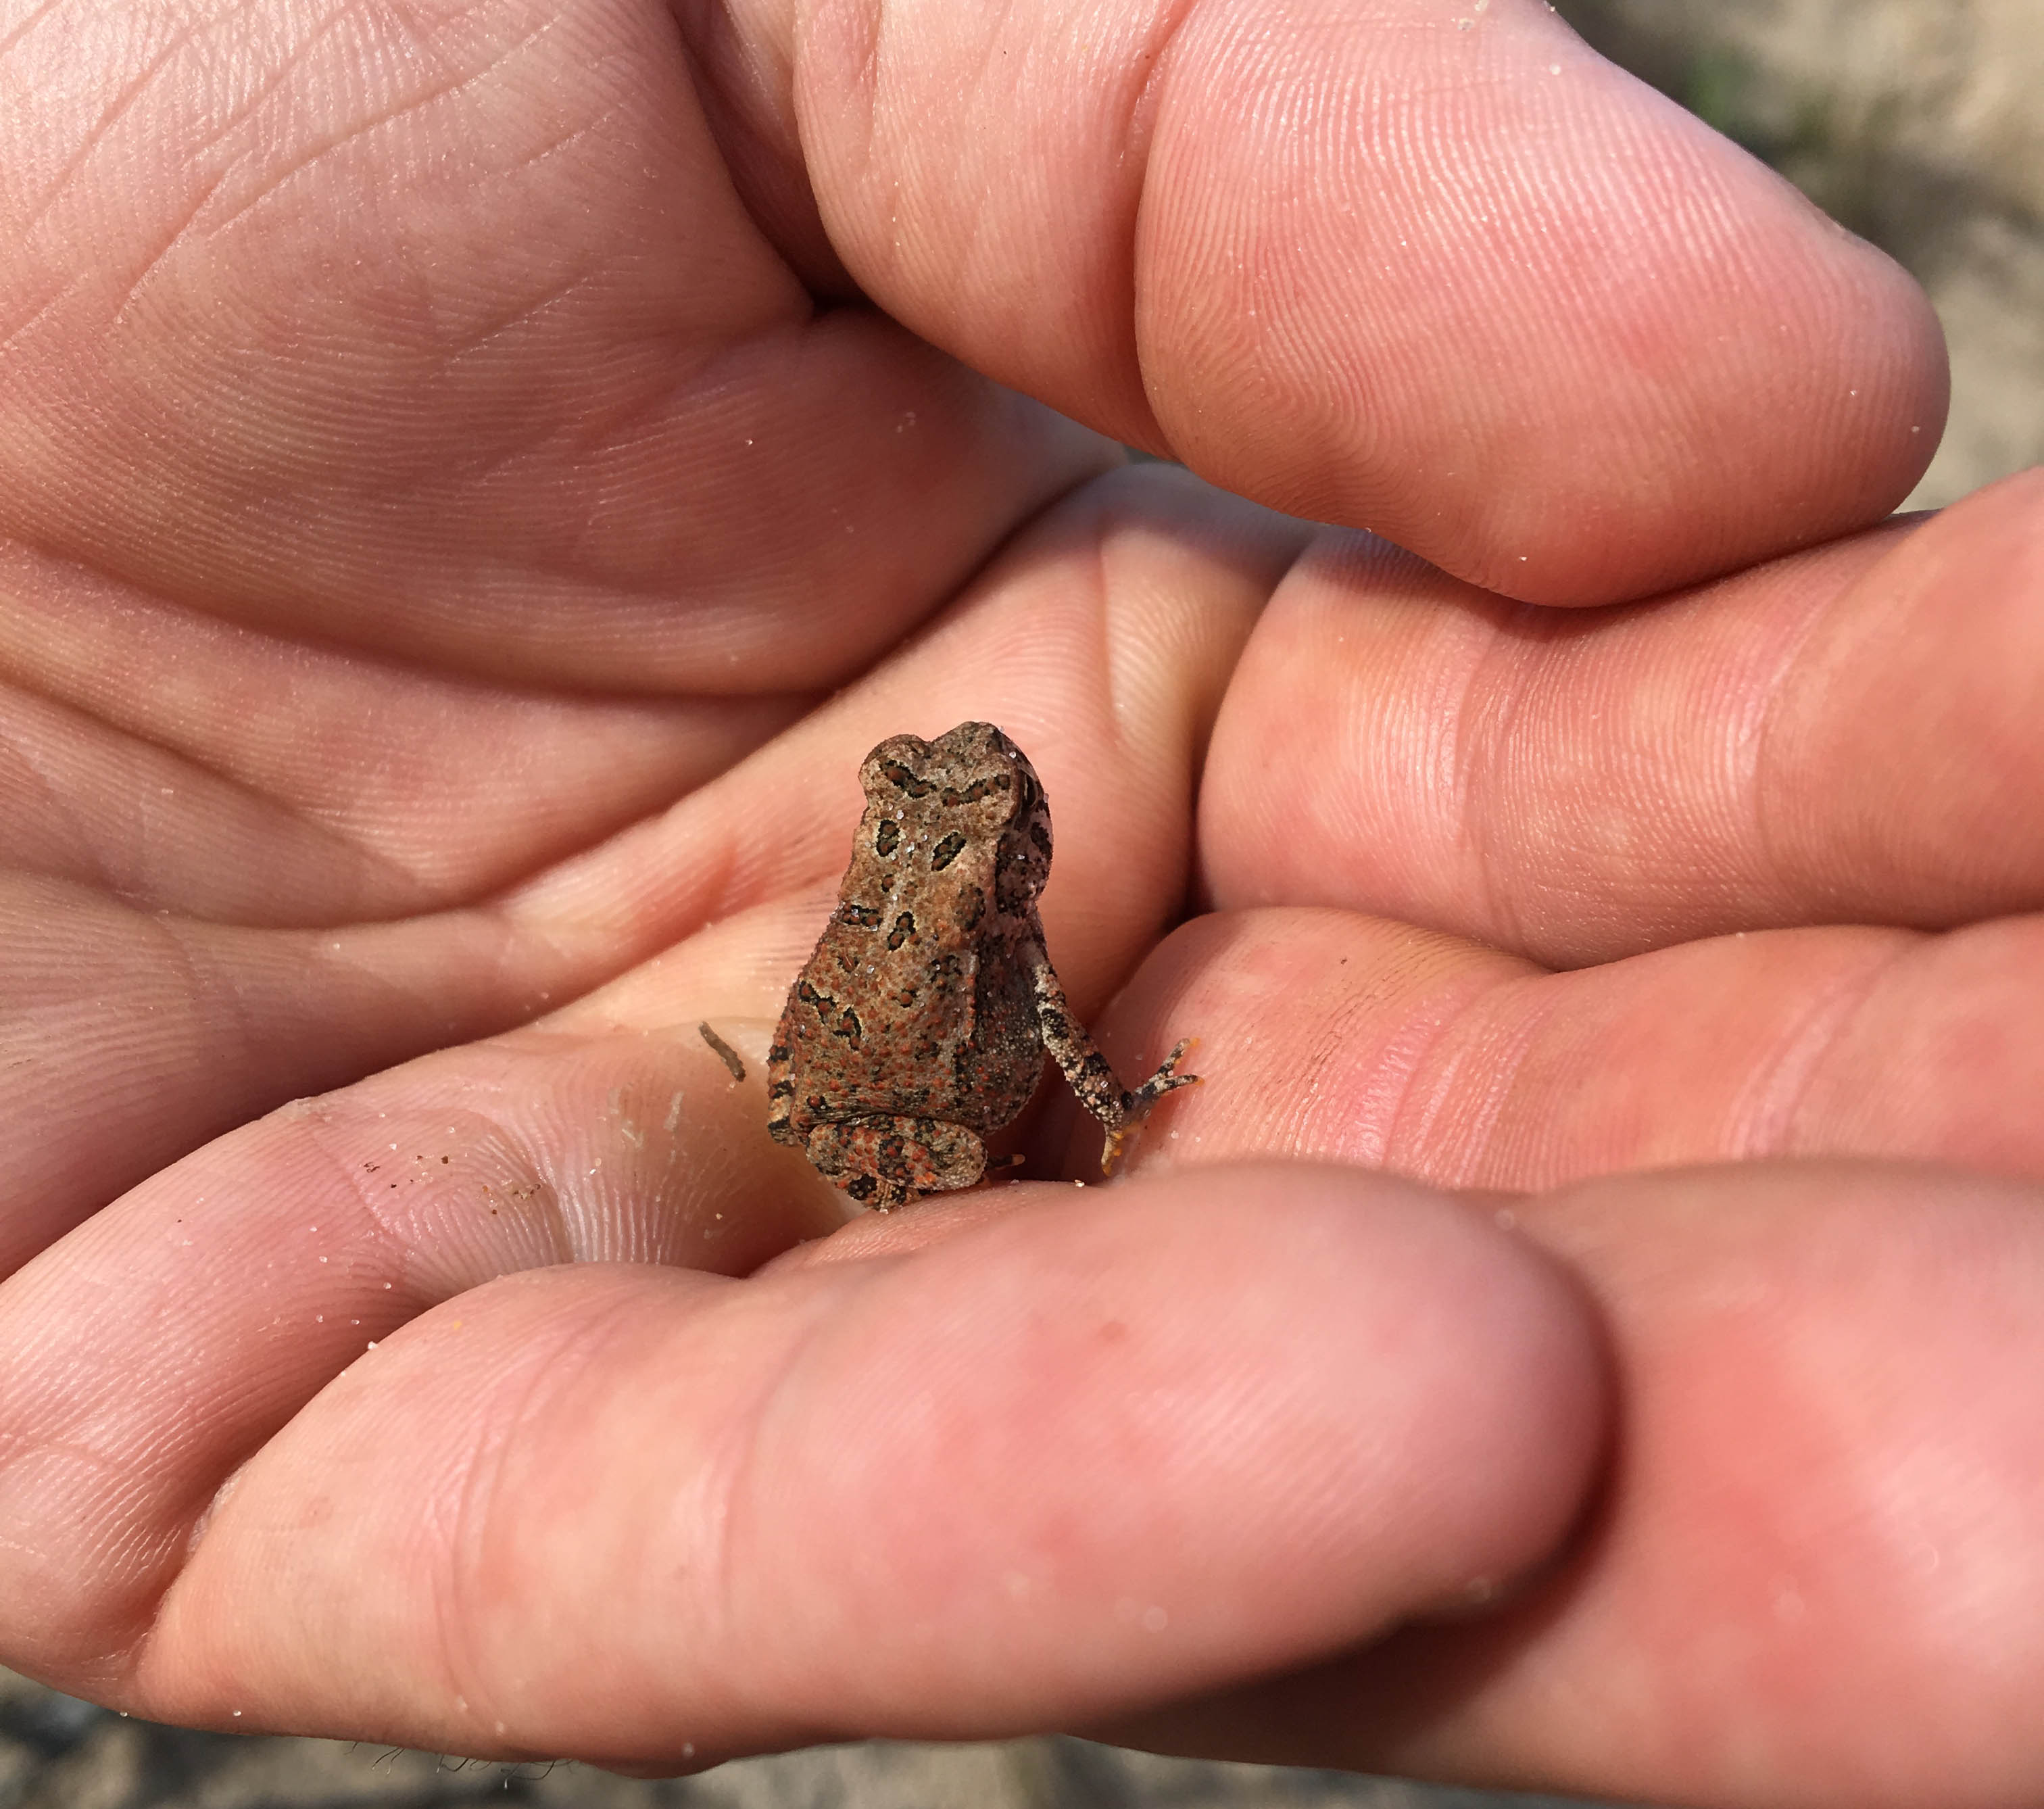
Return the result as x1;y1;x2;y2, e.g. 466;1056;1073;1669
1100;1038;1200;1175
806;1115;988;1209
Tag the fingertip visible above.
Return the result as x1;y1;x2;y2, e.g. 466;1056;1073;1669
1138;8;1946;602
133;1164;1609;1764
733;1164;1611;1728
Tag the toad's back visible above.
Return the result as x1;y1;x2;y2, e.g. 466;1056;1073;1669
768;723;1054;1141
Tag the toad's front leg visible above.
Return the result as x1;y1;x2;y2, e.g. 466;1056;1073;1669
1025;944;1198;1174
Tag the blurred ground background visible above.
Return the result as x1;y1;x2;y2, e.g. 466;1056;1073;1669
0;1666;1609;1809
4;1;2035;1806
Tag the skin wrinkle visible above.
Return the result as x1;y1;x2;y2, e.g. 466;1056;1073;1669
114;907;230;1053
429;1308;608;1730
368;249;604;370
0;550;793;906
285;1095;534;1278
709;1277;863;1731
516;333;817;541
1396;965;1556;1186
1057;506;1175;835
384;345;609;501
225;8;529;220
1;1330;213;1675
0;693;103;884
32;125;1128;682
109;11;668;376
420;344;1019;654
1601;609;1759;941
1396;569;1480;915
1440;556;1799;952
120;57;399;324
1728;934;1908;1162
500;104;628;186
1124;546;1291;871
1744;544;1883;918
521;1092;633;1263
1455;600;1553;962
0;679;429;900
652;750;833;921
0;268;76;358
13;9;203;231
1309;948;1461;1172
1688;608;1775;906
500;809;747;965
112;169;241;329
1117;0;1202;433
0;569;326;765
129;1384;363;1630
0;0;69;64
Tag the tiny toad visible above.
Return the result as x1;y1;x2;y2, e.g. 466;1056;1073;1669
766;722;1196;1209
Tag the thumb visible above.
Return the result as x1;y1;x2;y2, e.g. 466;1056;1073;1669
768;0;1943;602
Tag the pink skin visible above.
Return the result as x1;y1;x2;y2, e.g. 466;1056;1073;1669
5;0;2040;1802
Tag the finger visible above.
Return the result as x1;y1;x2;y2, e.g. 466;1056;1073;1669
0;0;1111;689
766;0;1943;601
1133;907;2044;1190
1112;1162;2044;1809
0;792;1214;1680
0;1007;844;1683
504;468;1306;1009
0;875;601;1282
1200;471;2044;967
3;468;1294;1278
0;1165;1603;1766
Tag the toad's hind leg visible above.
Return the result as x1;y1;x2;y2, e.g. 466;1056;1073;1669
1025;944;1198;1174
806;1117;988;1211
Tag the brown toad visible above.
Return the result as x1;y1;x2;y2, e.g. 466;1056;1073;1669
765;722;1196;1209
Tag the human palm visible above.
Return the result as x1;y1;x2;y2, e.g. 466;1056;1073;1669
4;1;2038;1804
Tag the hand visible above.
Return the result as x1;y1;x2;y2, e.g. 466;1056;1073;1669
3;1;2028;1804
